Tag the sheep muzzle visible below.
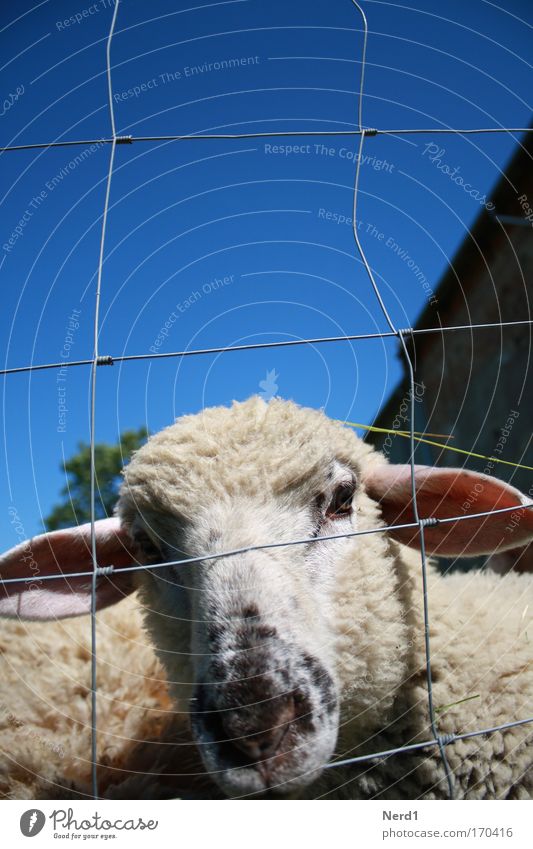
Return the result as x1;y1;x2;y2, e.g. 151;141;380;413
190;629;339;797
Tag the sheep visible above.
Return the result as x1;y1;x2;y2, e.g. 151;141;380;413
1;396;532;800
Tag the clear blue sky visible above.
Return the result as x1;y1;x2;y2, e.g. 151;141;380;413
1;0;531;547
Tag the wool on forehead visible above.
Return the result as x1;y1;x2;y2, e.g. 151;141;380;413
119;396;381;524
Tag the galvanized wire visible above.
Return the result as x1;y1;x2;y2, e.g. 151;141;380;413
87;0;121;801
1;127;532;153
348;0;454;797
1;319;532;378
2;501;532;588
325;716;533;770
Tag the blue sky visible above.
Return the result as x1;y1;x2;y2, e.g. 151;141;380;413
1;0;531;547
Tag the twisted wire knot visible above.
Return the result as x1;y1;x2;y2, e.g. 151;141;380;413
95;565;115;577
397;327;414;338
419;517;440;528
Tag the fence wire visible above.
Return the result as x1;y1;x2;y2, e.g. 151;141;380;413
1;0;532;801
2;502;533;588
2;126;533;153
86;0;121;799
349;0;453;795
2;319;533;378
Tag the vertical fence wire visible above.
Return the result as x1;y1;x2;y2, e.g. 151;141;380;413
89;0;121;800
348;0;455;797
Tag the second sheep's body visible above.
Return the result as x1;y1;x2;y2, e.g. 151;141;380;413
1;397;532;799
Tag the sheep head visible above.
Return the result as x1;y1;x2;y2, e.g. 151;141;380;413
117;396;404;797
2;396;532;798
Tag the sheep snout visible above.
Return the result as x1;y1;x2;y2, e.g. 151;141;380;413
190;639;339;797
197;687;301;761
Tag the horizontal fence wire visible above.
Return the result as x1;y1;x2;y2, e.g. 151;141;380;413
1;0;532;800
2;502;533;587
1;126;533;153
325;717;533;770
2;319;532;377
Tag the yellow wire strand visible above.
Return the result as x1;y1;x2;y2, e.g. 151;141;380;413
343;421;533;472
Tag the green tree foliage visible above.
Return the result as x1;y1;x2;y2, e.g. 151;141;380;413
43;428;148;531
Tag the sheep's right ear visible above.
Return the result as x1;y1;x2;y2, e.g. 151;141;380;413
0;518;136;620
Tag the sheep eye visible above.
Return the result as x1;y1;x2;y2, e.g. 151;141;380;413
134;531;162;564
326;482;355;519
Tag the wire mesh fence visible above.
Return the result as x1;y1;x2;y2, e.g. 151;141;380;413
1;0;532;800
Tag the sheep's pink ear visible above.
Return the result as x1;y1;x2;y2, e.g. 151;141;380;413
365;464;533;556
0;518;136;620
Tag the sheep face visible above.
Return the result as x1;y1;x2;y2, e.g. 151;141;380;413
118;398;388;797
124;483;361;798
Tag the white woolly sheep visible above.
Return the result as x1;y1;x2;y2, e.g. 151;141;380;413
1;396;532;800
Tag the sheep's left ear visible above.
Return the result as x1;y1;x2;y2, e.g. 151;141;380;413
0;518;136;620
364;464;533;556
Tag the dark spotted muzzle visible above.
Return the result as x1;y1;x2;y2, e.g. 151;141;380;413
191;613;339;797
